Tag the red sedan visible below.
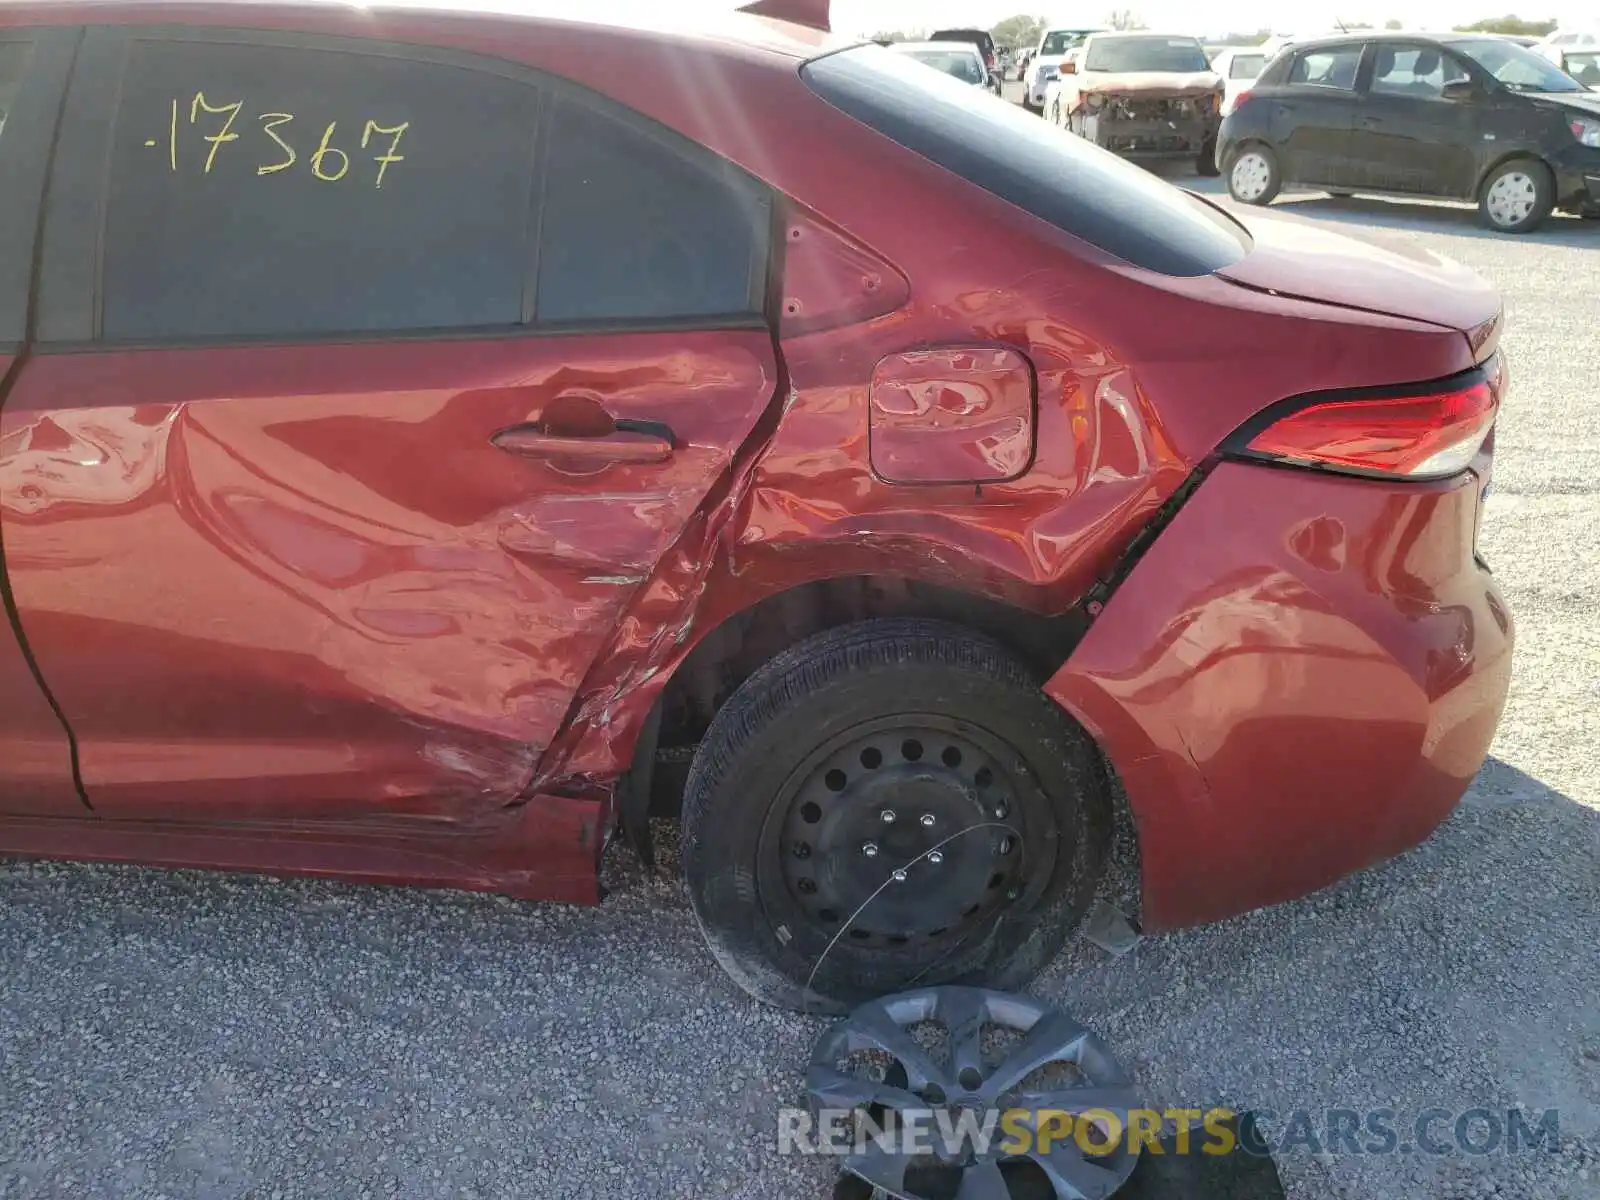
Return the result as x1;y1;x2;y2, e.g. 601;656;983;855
0;0;1511;1011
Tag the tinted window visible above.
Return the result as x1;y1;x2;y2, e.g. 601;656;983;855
1230;53;1266;79
1371;45;1469;97
0;40;31;145
1083;36;1212;74
803;45;1249;277
1288;46;1363;89
102;39;541;341
535;98;769;324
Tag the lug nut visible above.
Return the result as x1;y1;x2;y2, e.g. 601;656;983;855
880;809;897;824
862;842;880;858
891;869;908;883
993;802;1009;820
998;836;1014;856
927;850;944;865
920;813;936;828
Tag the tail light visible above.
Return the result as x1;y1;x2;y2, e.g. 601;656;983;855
1227;360;1502;481
1226;89;1250;114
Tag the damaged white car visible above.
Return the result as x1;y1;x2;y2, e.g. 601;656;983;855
1047;32;1225;175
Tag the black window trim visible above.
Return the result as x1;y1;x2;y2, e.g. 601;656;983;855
0;27;81;353
36;23;776;352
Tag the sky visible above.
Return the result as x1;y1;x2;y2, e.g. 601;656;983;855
828;0;1594;38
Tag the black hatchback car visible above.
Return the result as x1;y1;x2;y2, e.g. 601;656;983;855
1219;32;1600;232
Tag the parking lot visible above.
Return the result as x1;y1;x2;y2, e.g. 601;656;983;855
3;121;1599;1200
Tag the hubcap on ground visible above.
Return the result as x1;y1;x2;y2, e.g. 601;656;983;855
775;721;1036;948
809;987;1142;1199
1486;172;1536;227
1230;151;1271;201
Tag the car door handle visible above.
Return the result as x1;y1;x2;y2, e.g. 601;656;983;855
492;420;676;465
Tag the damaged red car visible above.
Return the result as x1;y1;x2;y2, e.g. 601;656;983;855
0;0;1511;1011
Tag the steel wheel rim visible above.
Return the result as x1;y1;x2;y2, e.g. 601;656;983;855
809;987;1142;1199
758;715;1062;970
1230;151;1271;201
1486;172;1536;227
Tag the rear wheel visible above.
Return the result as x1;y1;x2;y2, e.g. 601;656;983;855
681;619;1110;1014
1196;135;1220;177
1478;158;1554;233
1226;141;1281;206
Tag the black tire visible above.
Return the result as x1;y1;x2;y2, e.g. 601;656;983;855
1022;100;1043;116
1224;140;1281;206
1477;158;1555;233
681;618;1110;1014
1326;190;1354;198
1196;135;1220;178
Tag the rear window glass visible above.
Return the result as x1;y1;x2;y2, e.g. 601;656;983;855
802;45;1249;277
1568;51;1600;85
1230;53;1265;79
1288;46;1363;89
898;48;986;84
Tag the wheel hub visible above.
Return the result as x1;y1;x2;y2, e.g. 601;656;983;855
779;725;1026;945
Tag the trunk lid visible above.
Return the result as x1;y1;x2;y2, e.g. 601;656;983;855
1212;203;1503;347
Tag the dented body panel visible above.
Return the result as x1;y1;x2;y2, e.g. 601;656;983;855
1046;457;1511;929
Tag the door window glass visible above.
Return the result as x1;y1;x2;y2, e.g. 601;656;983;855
1288;46;1364;89
1371;46;1469;97
101;38;542;341
535;97;770;324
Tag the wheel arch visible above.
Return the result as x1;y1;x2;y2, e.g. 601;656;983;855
1473;149;1554;199
613;573;1096;862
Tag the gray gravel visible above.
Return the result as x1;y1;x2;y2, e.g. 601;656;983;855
2;192;1598;1200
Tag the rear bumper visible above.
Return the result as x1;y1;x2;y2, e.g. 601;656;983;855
1045;459;1512;930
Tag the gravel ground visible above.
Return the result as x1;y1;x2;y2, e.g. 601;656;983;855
2;193;1598;1199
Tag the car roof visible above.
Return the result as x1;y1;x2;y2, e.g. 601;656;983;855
1281;30;1511;51
0;0;851;59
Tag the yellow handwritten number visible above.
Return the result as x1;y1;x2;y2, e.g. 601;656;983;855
190;93;243;174
257;113;297;176
360;120;409;190
311;122;350;182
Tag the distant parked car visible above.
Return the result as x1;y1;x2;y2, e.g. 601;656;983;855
929;27;1001;85
888;40;1000;94
1048;32;1224;174
1024;25;1104;112
1220;32;1600;231
1210;46;1269;115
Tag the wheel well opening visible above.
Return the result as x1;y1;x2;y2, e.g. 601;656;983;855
646;576;1088;818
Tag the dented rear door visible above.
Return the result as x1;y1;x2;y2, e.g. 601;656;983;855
2;27;778;820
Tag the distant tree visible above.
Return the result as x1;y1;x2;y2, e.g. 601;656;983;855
1455;14;1559;36
1384;18;1404;28
870;29;927;43
991;14;1048;51
1106;9;1146;30
1215;28;1272;45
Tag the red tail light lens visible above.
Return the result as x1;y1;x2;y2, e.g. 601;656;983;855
1237;364;1501;480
